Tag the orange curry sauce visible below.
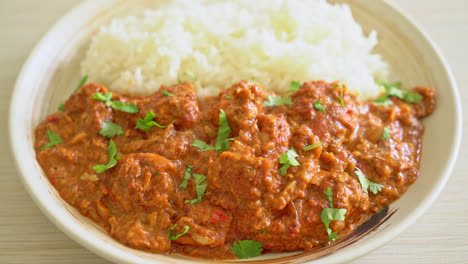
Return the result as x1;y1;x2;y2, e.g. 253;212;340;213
34;81;435;259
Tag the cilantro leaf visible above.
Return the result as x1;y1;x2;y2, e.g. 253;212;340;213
99;120;123;138
192;140;215;151
185;173;207;204
279;148;300;176
314;101;326;114
193;173;207;185
376;81;422;104
58;103;65;112
355;168;384;195
92;139;120;173
192;110;232;152
92;92;113;106
185;184;207;204
369;182;384;195
339;86;345;107
179;165;194;190
214;109;232;152
376;81;402;90
177;71;197;84
74;75;88;93
264;95;293;107
381;127;391;140
167;224;189;240
374;94;393;106
324;187;334;207
387;86;405;98
332;83;345;107
135;111;173;131
92;92;140;113
329;232;338;240
111;101;139;113
231;240;263;259
40;129;63;151
404;91;423;103
223;95;233;100
162;90;174;97
321;207;347;240
290;81;301;92
320;187;347;240
303;142;322;151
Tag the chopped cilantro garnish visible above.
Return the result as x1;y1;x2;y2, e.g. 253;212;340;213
376;81;402;90
193;173;207;185
381;127;391;140
111;101;139;113
179;165;207;204
167;224;189;240
263;95;293;107
99;120;123;138
40;129;63;151
303;142;322;151
192;140;215;151
92;92;140;113
324;187;334;207
177;71;197;84
193;109;233;152
214;109;232;152
185;183;207;204
314;101;326;114
355;168;384;195
74;75;88;93
375;81;422;104
404;91;423;103
231;240;263;259
290;81;301;92
58;103;65;112
332;83;345;107
185;174;207;204
92;139;120;173
161;90;174;97
321;208;347;240
339;87;345;107
92;92;113;106
279;148;300;176
374;94;393;106
320;188;347;240
387;86;405;98
135;111;173;131
179;165;194;190
224;95;233;100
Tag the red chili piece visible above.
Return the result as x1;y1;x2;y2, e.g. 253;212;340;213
211;210;229;223
47;116;58;123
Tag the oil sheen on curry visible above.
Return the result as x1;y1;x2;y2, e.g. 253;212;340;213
34;80;435;259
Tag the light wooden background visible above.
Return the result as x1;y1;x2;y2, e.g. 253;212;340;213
1;1;467;263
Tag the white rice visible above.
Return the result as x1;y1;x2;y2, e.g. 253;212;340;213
81;0;388;98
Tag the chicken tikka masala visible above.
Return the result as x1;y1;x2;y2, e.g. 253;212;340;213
34;80;435;259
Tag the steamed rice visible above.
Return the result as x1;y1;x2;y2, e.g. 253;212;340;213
81;0;388;98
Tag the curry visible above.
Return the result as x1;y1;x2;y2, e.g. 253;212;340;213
34;80;435;259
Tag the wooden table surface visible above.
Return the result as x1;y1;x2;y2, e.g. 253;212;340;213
1;0;467;263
